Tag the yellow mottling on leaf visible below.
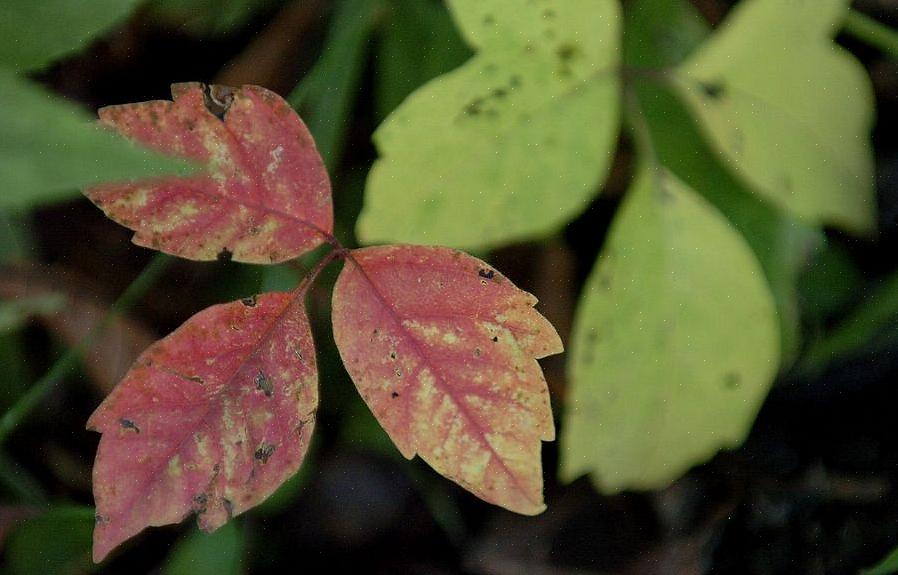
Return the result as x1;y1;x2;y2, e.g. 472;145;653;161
167;455;182;477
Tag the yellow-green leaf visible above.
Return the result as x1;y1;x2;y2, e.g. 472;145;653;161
672;0;875;234
358;0;621;249
561;166;779;493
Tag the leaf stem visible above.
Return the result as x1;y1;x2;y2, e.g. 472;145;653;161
622;85;660;168
0;253;172;445
844;9;898;59
291;246;346;301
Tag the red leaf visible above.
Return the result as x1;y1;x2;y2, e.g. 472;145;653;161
331;245;562;514
88;293;317;562
84;83;332;263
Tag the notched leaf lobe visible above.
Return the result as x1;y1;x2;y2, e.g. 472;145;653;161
332;245;562;515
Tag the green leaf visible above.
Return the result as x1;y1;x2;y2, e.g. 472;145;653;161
5;506;95;575
0;294;65;334
622;0;708;68
0;72;192;211
163;522;244;575
672;0;875;234
799;240;864;321
800;269;898;376
145;0;278;37
561;166;779;493
358;0;621;249
0;0;143;72
634;84;821;364
863;545;898;575
288;0;384;169
0;333;29;412
0;211;34;262
375;0;472;120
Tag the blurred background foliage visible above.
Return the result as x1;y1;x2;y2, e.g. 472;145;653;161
1;0;898;573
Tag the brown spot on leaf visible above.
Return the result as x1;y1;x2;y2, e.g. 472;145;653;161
217;248;233;262
119;418;140;433
723;372;741;389
241;295;258;307
223;498;234;519
479;268;495;280
193;493;208;513
254;370;274;397
699;81;726;100
254;443;276;464
202;84;236;119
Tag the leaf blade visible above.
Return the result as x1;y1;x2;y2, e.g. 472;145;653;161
561;166;779;492
84;83;332;263
88;293;318;562
0;0;143;71
673;0;875;233
0;72;191;211
357;0;621;249
332;245;561;514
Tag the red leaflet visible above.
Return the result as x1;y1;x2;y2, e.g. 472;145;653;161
331;246;562;514
88;293;317;562
84;83;332;263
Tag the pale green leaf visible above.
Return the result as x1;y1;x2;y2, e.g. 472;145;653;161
0;72;192;211
561;166;779;493
164;522;243;575
634;83;821;364
0;0;143;72
624;0;820;364
358;0;621;249
673;0;875;234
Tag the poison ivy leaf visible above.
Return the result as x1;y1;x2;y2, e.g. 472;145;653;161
88;293;318;562
288;0;384;169
673;0;875;234
634;84;821;364
375;0;472;120
561;166;779;493
84;83;332;264
332;245;562;514
163;522;244;575
0;72;191;211
0;0;143;71
624;0;821;363
358;0;621;249
5;506;95;575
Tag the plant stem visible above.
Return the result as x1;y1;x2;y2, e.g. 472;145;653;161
291;246;346;301
844;9;898;59
0;253;172;444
